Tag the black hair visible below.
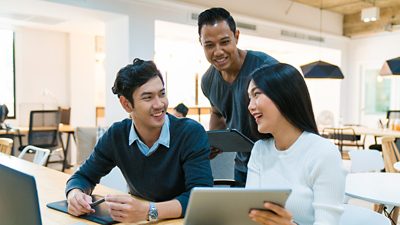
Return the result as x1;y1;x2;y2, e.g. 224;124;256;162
0;104;9;124
111;58;164;104
174;103;189;117
247;63;319;140
197;7;236;36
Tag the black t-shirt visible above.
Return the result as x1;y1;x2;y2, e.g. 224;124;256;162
201;50;278;172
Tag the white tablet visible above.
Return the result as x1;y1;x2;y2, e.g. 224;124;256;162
207;129;254;152
184;187;292;225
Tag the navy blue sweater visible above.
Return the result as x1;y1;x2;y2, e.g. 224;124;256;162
66;114;213;216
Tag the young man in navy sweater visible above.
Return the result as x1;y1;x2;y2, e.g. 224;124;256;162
66;58;213;223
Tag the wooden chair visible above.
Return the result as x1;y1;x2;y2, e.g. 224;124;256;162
58;107;71;125
0;137;13;155
322;127;365;153
381;136;400;173
376;136;399;224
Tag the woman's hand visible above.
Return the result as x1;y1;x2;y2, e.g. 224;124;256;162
105;195;148;223
249;202;296;225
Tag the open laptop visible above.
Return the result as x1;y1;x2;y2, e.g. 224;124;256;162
184;187;291;225
0;164;42;225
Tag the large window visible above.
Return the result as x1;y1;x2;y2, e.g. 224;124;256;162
364;69;391;114
0;29;15;118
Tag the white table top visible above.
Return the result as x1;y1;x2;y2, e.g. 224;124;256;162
345;173;400;207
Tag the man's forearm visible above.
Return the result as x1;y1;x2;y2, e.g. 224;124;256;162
155;199;182;219
209;111;226;130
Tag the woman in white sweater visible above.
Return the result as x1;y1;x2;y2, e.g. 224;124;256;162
246;63;346;225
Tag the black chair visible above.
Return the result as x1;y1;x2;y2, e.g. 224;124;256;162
19;110;64;170
386;110;400;128
369;110;400;151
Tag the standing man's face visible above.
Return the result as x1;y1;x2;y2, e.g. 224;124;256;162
122;76;168;131
199;20;239;72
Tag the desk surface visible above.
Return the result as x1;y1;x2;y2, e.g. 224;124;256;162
321;126;400;138
0;124;74;135
345;172;400;207
0;153;183;225
352;127;400;138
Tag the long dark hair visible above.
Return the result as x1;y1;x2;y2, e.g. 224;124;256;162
248;63;319;139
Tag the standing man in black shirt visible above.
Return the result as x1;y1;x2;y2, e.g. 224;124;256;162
198;7;278;186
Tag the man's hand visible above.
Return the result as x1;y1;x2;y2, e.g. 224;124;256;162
209;146;223;159
105;195;148;223
67;189;95;216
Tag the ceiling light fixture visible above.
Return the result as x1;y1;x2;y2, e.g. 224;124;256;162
300;0;344;79
380;57;400;76
361;6;380;23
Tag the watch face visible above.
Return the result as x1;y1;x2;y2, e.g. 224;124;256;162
148;202;158;221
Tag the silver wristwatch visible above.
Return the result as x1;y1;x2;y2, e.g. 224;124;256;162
147;202;158;221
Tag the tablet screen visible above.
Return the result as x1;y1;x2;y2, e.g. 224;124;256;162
207;129;254;152
184;187;291;225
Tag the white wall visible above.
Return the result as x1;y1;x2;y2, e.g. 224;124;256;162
69;33;96;126
346;31;400;126
11;27;69;127
6;0;349;128
104;16;130;123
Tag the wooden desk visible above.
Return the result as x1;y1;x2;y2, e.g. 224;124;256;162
350;127;400;138
0;125;75;171
0;153;183;225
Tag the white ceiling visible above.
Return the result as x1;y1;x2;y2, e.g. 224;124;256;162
0;0;121;35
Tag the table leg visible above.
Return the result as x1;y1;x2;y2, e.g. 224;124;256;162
58;132;74;172
384;206;399;225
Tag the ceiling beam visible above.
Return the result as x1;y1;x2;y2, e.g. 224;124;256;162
344;5;400;37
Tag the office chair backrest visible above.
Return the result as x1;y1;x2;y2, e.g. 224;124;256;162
381;136;400;173
348;149;384;173
75;126;128;192
0;138;13;155
339;204;390;225
28;110;60;148
387;110;400;120
75;126;97;165
19;145;50;166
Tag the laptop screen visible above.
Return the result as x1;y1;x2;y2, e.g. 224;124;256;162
0;164;42;225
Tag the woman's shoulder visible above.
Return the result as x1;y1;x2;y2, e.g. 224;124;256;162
301;132;340;156
253;138;274;154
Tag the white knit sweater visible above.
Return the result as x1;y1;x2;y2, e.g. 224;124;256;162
246;132;346;225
